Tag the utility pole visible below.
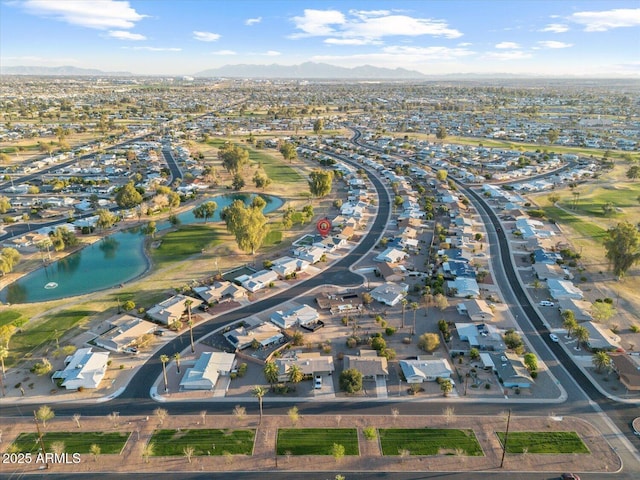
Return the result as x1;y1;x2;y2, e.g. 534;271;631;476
33;410;48;469
500;408;511;468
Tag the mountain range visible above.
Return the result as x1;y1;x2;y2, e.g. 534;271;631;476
1;65;133;76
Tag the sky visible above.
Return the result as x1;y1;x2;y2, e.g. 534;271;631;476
1;0;639;76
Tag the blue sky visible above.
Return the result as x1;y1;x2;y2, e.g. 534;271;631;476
1;1;639;76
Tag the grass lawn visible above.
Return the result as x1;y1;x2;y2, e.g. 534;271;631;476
496;431;590;454
12;432;130;454
0;309;23;327
542;206;608;241
263;229;283;246
379;429;483;456
151;224;221;267
277;428;359;455
148;429;255;456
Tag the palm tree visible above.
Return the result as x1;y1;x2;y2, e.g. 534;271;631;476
264;361;279;387
174;353;181;374
440;379;453;397
410;302;419;335
160;354;169;392
0;345;8;376
562;310;578;338
574;326;589;351
592;351;612;373
185;300;195;353
287;364;303;389
400;298;408;329
252;385;267;424
89;444;101;462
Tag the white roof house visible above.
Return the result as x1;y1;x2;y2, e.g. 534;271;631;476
52;348;109;390
399;358;453;383
224;322;284;350
94;314;156;352
193;281;246;304
235;269;279;293
275;351;334;381
447;278;480;297
270;304;320;329
457;299;495;322
370;282;409;306
293;246;325;264
375;247;408;263
179;351;235;391
547;279;584;300
147;294;202;325
271;256;311;278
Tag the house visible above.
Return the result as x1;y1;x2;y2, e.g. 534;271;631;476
275;351;334;381
193;281;246;304
179;351;236;391
533;249;562;265
344;350;388;379
532;263;566;280
447;278;480;297
375;247;407;263
293;246;325;264
271;256;310;278
147;294;202;325
611;354;640;391
489;352;533;388
370;282;409;306
457;299;495;322
547;279;583;300
315;291;363;314
443;260;476;279
270;304;320;329
235;269;279;293
557;298;593;322
399;358;453;383
455;323;506;352
94;314;157;352
377;262;405;282
583;321;620;351
224;322;284;350
51;348;109;390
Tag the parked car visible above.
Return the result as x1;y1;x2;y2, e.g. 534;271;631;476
124;347;138;355
540;300;555;307
560;474;581;480
314;376;322;389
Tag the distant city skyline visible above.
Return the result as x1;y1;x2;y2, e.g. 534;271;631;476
1;0;639;77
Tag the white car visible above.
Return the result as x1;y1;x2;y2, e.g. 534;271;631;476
314;376;322;389
549;333;559;342
540;300;555;307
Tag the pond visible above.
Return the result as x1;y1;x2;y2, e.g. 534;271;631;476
0;193;282;304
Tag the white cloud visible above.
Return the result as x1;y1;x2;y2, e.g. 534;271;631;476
382;45;475;59
211;50;237;55
325;38;381;46
193;31;221;42
457;42;472;47
291;9;462;42
495;42;520;49
108;30;146;41
540;23;569;33
245;17;262;26
16;0;146;30
263;50;281;56
537;41;573;49
484;50;532;61
569;8;640;32
128;46;181;52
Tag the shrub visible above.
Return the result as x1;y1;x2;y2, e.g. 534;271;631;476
630;324;640;333
385;327;396;336
363;427;377;440
418;333;440;352
346;337;357;348
237;363;248;377
340;368;363;393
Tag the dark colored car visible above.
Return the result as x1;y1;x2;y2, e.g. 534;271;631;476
561;474;581;480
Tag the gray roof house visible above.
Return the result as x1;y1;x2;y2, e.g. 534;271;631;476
489;352;533;389
370;282;409;306
399;358;453;383
147;294;202;325
179;351;236;391
270;304;320;329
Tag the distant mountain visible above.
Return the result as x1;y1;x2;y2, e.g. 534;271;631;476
1;65;133;76
194;62;427;79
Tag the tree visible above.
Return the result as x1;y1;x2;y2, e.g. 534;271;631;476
523;353;538;373
288;405;300;425
592;351;612;373
193;201;217;223
440;379;453;397
115;182;143;208
90;444;101;462
160;354;169;392
330;443;345;463
186;300;195;353
154;407;168;425
434;293;449;311
339;368;363;393
0;196;11;214
174;353;181;374
313;118;324;135
410;302;419;335
562;310;578;338
591;301;615;323
418;333;440;352
287;364;303;386
142;442;154;463
0;345;8;376
50;440;65;455
436;169;448;182
253;170;272;190
96;209;117;230
264;361;279;386
123;300;135;311
308;169;333;197
36;405;54;428
603;222;640;279
435;125;447;140
218;142;249;174
400;298;408;329
574;325;589;351
469;348;480;360
231;173;245;190
0;248;20;276
626;165;640;180
252;385;267;423
602;202;615;216
279;142;297;162
222;199;269;255
547;129;559;144
72;413;81;429
183;445;195;463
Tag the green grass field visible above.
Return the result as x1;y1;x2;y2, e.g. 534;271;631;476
496;431;589;454
0;309;23;327
276;428;359;455
151;225;221;267
148;429;255;456
12;432;130;454
542;206;608;241
378;428;483;456
263;229;283;246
